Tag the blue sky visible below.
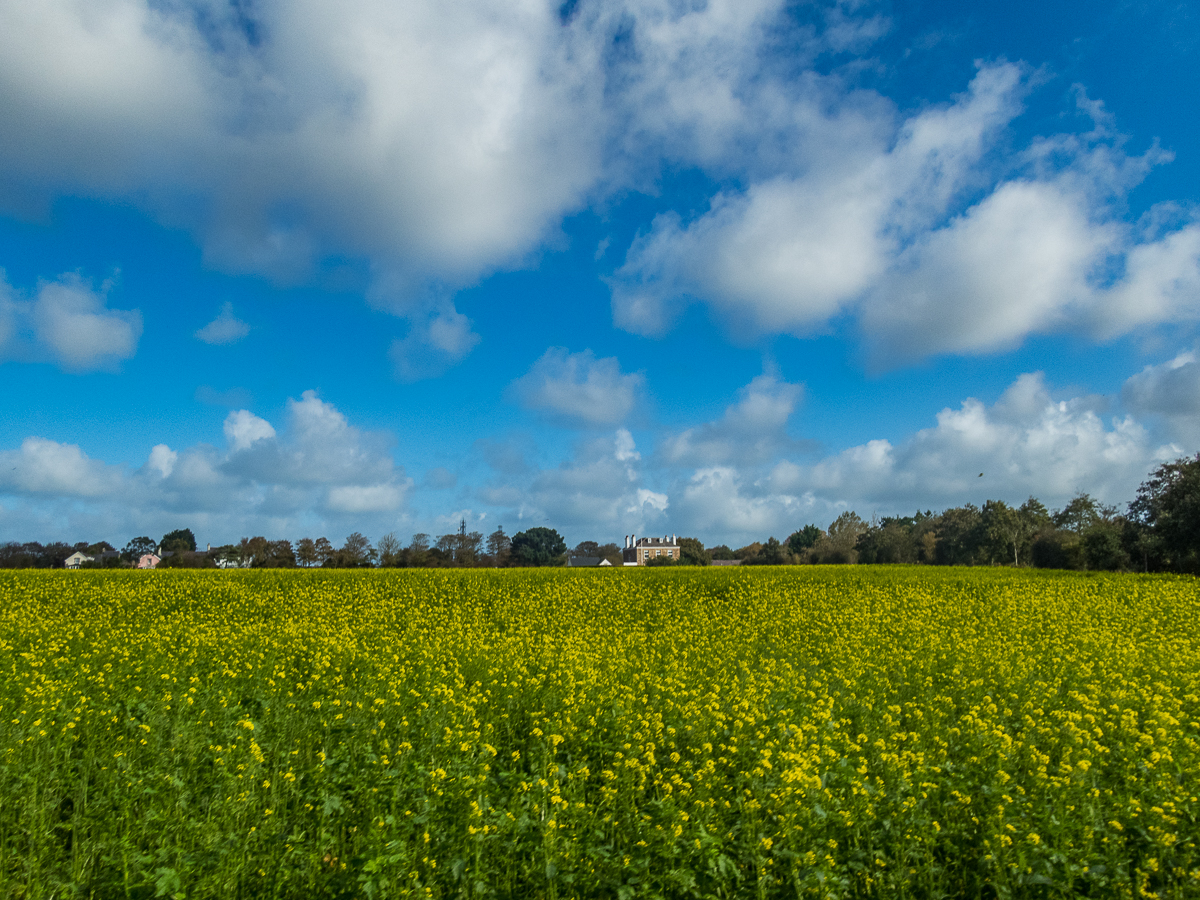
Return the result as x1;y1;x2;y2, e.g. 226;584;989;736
1;0;1198;550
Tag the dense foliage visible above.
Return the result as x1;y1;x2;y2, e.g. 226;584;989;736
2;568;1197;898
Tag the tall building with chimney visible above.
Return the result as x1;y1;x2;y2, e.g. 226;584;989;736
622;534;680;565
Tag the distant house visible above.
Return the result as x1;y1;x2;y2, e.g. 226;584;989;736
567;556;612;568
137;553;161;569
64;551;93;569
621;534;681;566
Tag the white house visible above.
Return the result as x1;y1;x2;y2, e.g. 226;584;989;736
64;551;93;569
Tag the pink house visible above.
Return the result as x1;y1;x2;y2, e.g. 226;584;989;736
137;553;161;569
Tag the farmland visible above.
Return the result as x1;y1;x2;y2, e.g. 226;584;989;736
1;568;1198;899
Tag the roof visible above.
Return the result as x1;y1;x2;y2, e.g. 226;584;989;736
567;557;612;567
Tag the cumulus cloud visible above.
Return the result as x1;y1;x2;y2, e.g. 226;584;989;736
510;347;644;427
770;372;1168;510
0;437;125;498
1122;348;1200;446
1123;350;1200;416
0;0;612;363
195;302;251;345
476;429;665;537
0;390;413;541
3;4;1193;367
389;308;482;382
663;374;804;466
223;410;276;452
0;271;142;372
611;63;1028;338
611;58;1200;360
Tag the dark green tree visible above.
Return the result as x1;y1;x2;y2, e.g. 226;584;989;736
160;528;197;553
510;527;567;566
1053;494;1102;534
121;536;157;563
786;525;822;556
1129;453;1200;572
677;536;711;566
934;505;983;566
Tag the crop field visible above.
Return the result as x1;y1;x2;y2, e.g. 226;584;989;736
1;568;1198;899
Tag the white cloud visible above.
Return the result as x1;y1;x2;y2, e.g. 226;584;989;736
610;58;1200;360
863;180;1112;360
0;0;608;354
0;390;413;542
770;372;1168;510
223;410;276;452
33;276;143;371
0;271;142;372
326;483;407;514
663;374;803;466
145;444;177;479
1123;349;1200;416
614;428;640;462
612;63;1027;338
389;308;482;382
1122;348;1200;446
510;347;644;427
672;466;815;540
0;437;124;498
195;302;251;345
3;5;1194;367
476;430;665;539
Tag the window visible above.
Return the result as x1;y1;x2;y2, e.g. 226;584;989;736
655;549;661;557
643;550;649;559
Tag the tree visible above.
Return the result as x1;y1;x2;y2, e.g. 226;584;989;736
296;538;318;567
1129;453;1200;572
708;545;736;560
122;536;157;563
1083;521;1130;571
595;542;624;564
486;527;511;566
1053;494;1102;534
743;537;787;565
786;525;822;556
160;528;197;553
982;500;1022;565
377;533;403;567
313;537;334;566
934;505;982;566
677;537;710;566
571;540;601;558
856;519;918;565
510;527;567;566
812;512;867;564
336;532;376;567
406;533;432;567
258;540;296;568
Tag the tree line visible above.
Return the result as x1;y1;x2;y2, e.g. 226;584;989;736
2;454;1197;572
698;454;1200;573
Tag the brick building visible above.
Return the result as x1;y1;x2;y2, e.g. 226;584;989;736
622;534;680;565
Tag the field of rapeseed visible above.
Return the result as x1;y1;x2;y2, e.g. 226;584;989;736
1;568;1198;899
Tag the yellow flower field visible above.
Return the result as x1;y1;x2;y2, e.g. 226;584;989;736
1;567;1198;899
